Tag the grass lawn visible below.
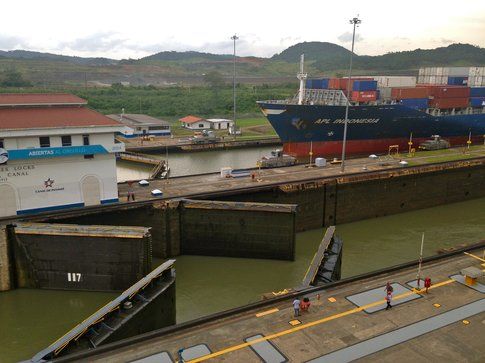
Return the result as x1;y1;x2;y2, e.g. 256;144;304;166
398;145;485;165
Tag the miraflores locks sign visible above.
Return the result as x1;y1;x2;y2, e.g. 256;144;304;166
0;164;36;182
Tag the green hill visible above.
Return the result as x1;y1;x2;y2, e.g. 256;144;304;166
0;42;484;87
272;41;351;63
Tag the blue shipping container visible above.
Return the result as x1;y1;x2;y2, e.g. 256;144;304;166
470;97;485;107
399;98;429;109
306;79;329;89
352;80;377;91
470;87;485;97
447;76;468;86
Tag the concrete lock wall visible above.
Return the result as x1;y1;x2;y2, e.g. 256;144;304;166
215;162;485;231
53;204;168;258
0;226;13;291
49;199;297;261
179;200;296;260
10;223;152;291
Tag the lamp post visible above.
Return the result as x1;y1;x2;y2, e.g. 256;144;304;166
231;34;239;138
341;16;361;173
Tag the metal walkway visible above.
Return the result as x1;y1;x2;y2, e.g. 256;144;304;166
307;298;485;363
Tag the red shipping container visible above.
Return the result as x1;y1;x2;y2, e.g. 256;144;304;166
391;87;429;99
329;77;373;90
351;91;377;102
417;85;470;98
428;97;469;109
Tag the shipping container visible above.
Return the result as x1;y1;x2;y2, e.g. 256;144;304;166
420;85;470;99
306;78;329;89
379;87;392;100
470;97;485;107
429;97;469;109
351;91;377;102
399;98;429;109
469;76;485;87
391;87;429;99
375;76;416;88
329;77;373;90
470;87;485;97
352;80;377;91
447;67;471;76
447;76;468;86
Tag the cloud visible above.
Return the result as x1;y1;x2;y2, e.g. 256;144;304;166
337;31;363;43
0;34;30;49
440;38;454;44
59;32;128;52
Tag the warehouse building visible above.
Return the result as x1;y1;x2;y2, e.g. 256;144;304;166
0;93;125;217
107;113;171;138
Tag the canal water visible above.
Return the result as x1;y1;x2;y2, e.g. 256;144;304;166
1;148;484;361
116;146;276;181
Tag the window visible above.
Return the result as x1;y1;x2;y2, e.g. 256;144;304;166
84;154;94;159
0;138;4;149
83;135;90;146
39;137;50;148
61;135;72;147
199;123;204;128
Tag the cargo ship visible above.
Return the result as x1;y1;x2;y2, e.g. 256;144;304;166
258;59;485;158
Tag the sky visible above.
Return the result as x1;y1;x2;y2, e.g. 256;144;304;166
1;0;484;59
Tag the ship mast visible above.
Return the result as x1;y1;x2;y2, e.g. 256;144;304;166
297;54;307;105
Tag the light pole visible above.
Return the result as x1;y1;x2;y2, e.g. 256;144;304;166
231;34;239;138
341;16;361;173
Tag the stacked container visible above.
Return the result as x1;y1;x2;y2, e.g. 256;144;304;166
375;76;416;88
469;67;485;87
351;80;377;102
470;87;485;107
447;77;468;86
419;85;470;109
418;67;470;84
328;77;373;91
306;79;329;89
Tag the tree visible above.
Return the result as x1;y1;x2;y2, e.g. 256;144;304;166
0;69;32;87
203;71;225;90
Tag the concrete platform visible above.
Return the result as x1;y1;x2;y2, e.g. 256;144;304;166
59;248;485;363
117;148;485;203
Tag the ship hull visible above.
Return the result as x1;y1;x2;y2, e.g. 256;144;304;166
283;136;482;158
258;102;485;158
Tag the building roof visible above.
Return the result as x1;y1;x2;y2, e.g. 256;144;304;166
0;93;87;107
107;114;170;127
0;106;122;131
179;115;205;124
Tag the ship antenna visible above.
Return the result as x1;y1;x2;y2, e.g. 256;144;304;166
297;54;307;105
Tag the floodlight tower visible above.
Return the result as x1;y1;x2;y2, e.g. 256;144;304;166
341;16;362;173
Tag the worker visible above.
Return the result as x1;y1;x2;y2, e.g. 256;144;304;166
292;297;301;317
385;291;393;310
384;282;393;294
300;297;311;312
424;277;432;293
127;181;135;201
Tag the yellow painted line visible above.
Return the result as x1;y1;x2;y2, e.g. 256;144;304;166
255;308;279;317
187;279;455;362
463;251;485;263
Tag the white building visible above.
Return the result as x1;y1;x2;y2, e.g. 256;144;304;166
207;118;234;130
107;113;171;138
0;93;125;217
179;115;211;130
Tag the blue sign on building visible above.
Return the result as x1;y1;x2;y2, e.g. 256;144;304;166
7;145;109;160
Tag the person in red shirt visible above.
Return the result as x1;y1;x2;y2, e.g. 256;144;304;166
424;277;432;293
300;297;311;312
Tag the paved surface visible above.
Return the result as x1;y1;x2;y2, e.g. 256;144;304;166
73;250;485;363
117;147;485;203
